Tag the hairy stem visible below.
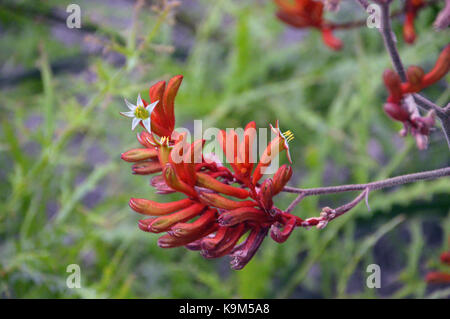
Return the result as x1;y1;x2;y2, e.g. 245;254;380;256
283;167;450;195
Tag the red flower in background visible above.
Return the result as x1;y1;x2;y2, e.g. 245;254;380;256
403;0;425;44
426;244;450;285
121;75;304;270
382;44;450;149
274;0;342;50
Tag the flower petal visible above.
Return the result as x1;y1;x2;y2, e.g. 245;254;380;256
145;100;159;113
132;117;140;130
143;118;151;132
125;99;136;111
137;93;144;107
120;111;135;118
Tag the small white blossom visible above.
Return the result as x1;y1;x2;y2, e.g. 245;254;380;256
120;94;158;132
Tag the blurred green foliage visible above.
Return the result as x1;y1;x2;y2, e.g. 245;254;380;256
0;0;449;298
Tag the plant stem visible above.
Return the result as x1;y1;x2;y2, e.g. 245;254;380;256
283;167;450;196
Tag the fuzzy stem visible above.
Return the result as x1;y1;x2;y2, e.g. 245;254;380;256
283;167;450;196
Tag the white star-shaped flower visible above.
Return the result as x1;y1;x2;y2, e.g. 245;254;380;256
120;94;158;132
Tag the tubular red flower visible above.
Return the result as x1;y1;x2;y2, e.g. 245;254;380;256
403;0;424;44
274;0;342;50
140;202;206;233
198;192;257;210
425;271;450;284
131;161;162;175
163;163;198;198
230;226;269;270
196;172;249;199
218;207;272;227
272;165;293;195
170;208;217;238
121;148;158;162
201;224;247;258
129;198;194;216
158;223;218;248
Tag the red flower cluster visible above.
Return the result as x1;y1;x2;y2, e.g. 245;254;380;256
382;44;450;149
122;75;304;269
274;0;342;50
403;0;425;44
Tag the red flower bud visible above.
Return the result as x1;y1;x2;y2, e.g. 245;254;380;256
425;271;450;284
230;226;269;270
383;102;411;122
131;161;162;175
272;165;293;195
218;207;272;227
121;148;158;162
403;12;416;44
440;252;450;265
170;208;217;238
383;69;403;103
163;163;198;198
270;216;297;243
201;224;247;258
198;192;257;210
196;172;249;199
129;197;193;216
258;179;274;211
158;223;218;248
140;203;205;233
421;44;450;88
321;27;342;51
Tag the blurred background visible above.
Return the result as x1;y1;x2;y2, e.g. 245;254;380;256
0;0;449;298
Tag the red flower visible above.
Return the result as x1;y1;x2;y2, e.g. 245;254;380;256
425;247;450;285
274;0;342;50
403;0;425;44
382;44;450;149
121;76;304;269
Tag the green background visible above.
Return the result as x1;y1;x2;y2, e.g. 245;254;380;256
0;0;449;298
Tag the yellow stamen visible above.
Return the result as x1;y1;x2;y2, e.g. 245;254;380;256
283;130;295;142
134;105;149;119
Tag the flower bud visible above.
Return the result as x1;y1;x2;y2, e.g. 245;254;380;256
406;65;425;88
198;192;256;210
270;216;296;243
321;28;342;51
383;102;410;122
201;224;246;258
403;12;416;44
131;161;162;175
129;198;193;216
383;69;403;103
230;227;268;270
425;271;450;284
422;44;450;87
440;252;450;265
258;179;274;211
163;163;198;198
272;165;293;195
141;203;205;233
196;172;249;199
170;209;217;238
121;148;158;162
218;207;271;227
158;223;217;248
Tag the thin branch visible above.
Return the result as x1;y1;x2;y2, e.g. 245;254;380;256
283;166;450;195
283;167;449;227
377;0;407;81
413;94;450;148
